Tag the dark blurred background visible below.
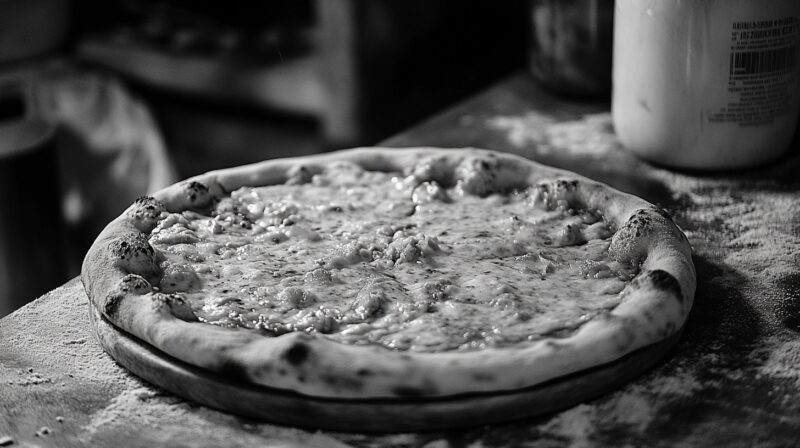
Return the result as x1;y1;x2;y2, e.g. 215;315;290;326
0;0;528;316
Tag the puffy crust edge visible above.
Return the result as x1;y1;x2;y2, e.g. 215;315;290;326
82;147;696;399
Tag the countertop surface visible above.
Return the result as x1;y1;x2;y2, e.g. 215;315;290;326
2;72;800;447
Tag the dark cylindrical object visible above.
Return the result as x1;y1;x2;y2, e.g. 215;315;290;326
0;85;66;316
528;0;614;98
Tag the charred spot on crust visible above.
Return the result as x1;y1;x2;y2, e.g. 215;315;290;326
640;269;684;303
187;181;208;199
219;359;249;383
472;372;495;382
283;342;310;366
128;196;166;232
555;179;579;193
628;209;654;238
392;386;424;398
104;293;124;318
356;368;373;377
134;196;157;206
119;274;151;295
653;206;675;223
182;181;213;209
109;233;159;275
110;233;153;258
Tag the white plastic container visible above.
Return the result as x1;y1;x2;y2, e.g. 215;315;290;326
612;0;800;170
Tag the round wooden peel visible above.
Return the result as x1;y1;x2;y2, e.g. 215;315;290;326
90;305;682;432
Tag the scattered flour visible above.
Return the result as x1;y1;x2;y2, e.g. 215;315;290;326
82;387;160;434
754;337;800;386
652;168;800;331
485;113;555;148
540;369;705;445
80;387;357;447
603;370;702;432
486;113;621;157
419;439;452;448
6;368;52;386
545;114;622;157
645;369;704;397
541;404;597;447
609;393;655;432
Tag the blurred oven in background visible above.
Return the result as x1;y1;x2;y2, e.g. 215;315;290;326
72;0;528;176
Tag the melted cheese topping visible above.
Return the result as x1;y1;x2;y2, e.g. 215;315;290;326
150;162;637;352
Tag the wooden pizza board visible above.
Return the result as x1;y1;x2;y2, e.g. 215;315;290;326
90;305;682;432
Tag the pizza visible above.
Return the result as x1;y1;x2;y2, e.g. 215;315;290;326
81;147;695;413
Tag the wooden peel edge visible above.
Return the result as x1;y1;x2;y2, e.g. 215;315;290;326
89;302;683;432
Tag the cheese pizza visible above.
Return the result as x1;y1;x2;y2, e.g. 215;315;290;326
82;147;694;408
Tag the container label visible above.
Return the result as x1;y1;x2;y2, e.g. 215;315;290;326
708;17;799;126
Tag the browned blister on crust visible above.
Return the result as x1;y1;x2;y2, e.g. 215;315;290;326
183;181;213;208
530;179;582;211
109;233;160;277
103;275;151;319
119;274;152;295
127;196;167;233
455;155;530;196
619;269;687;340
151;292;196;321
609;207;678;264
152;175;227;213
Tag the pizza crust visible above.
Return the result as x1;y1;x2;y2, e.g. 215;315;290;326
82;147;695;399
